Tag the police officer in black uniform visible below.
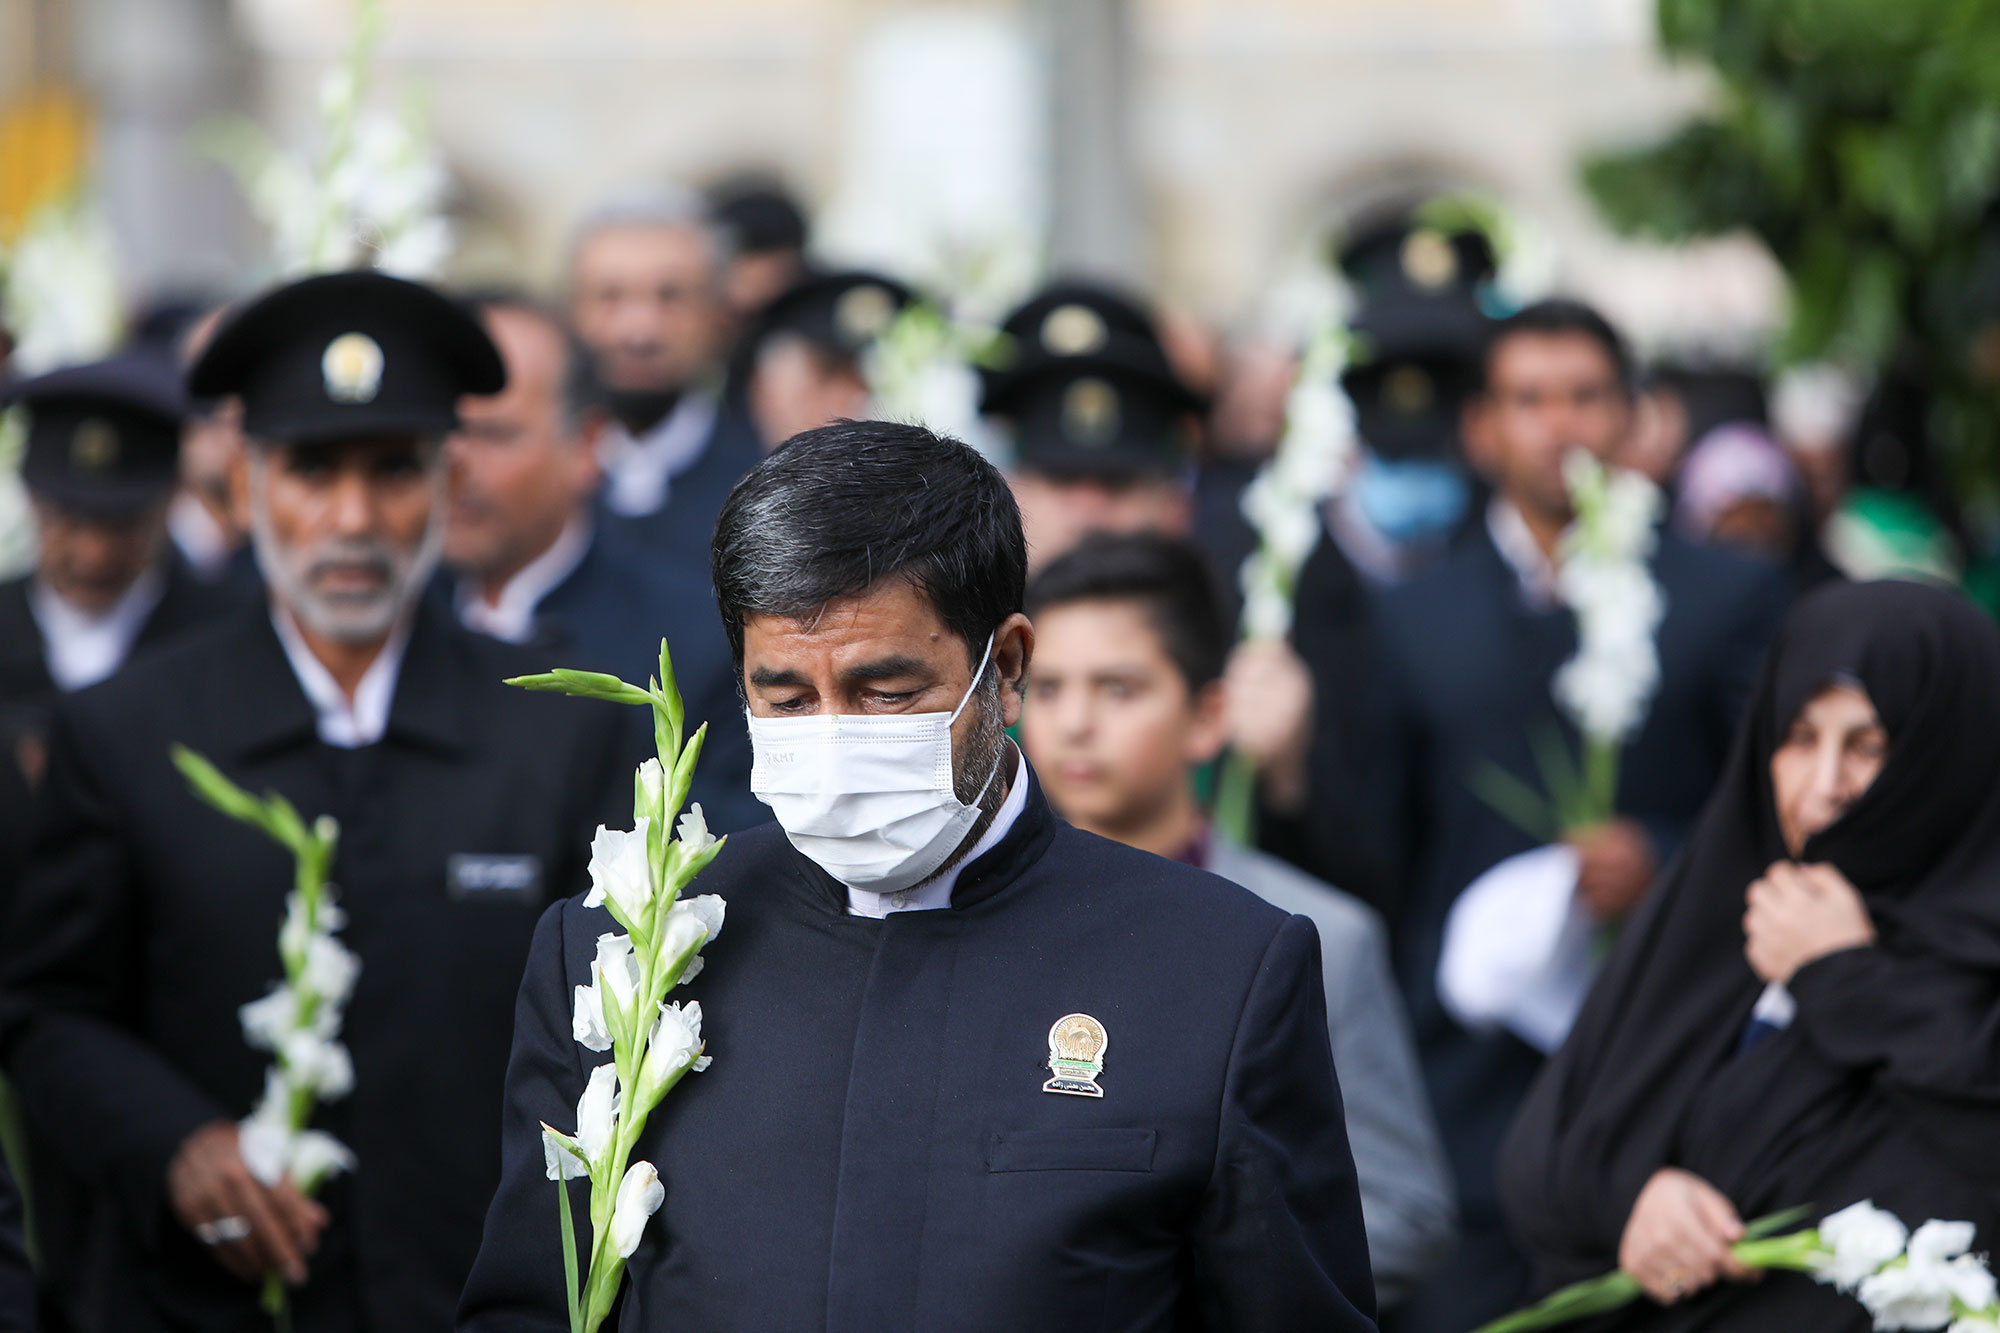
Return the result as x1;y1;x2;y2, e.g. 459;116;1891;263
0;353;241;792
982;282;1208;578
1;270;629;1333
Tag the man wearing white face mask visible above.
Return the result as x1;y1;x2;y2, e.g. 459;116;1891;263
463;420;1379;1333
3;271;631;1333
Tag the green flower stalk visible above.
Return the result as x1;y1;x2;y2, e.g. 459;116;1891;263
507;639;728;1333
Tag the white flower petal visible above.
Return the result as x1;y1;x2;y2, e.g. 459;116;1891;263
574;1062;619;1166
586;822;657;922
1814;1200;1910;1291
609;1160;665;1258
572;982;613;1052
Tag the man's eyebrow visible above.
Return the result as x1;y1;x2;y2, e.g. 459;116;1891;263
840;655;934;684
748;665;813;690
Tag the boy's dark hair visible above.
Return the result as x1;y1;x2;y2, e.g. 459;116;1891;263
711;419;1026;677
1024;531;1229;690
1482;298;1634;395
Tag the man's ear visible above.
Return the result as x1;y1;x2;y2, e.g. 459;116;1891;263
226;444;255;532
1185;678;1229;767
995;611;1035;729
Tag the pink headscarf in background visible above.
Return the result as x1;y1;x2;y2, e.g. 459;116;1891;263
1672;423;1801;541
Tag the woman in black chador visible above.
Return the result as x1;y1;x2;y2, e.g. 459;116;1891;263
1500;579;2000;1328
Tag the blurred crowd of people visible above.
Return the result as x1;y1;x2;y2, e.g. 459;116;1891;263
1;170;1997;1333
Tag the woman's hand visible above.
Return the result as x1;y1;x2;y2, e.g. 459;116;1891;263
1619;1168;1752;1303
1743;861;1875;985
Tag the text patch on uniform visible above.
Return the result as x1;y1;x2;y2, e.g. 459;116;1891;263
446;853;544;903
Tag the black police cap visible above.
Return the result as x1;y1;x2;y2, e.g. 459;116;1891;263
187;270;504;446
981;280;1203;420
991;361;1195;480
750;270;914;365
2;351;187;518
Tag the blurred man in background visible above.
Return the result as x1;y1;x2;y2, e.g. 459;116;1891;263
443;292;758;831
706;176;812;326
1020;530;1457;1311
567;186;762;565
3;271;628;1332
0;353;239;791
982;282;1206;574
740;269;912;450
1360;299;1789;1333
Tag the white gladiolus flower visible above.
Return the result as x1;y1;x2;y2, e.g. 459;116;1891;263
1551;451;1666;748
542;1124;590;1182
302;934;361;1009
592;932;641;1014
280;1031;355;1099
574;1062;619;1168
287;1129;357;1189
572;982;613;1052
239;1115;292;1187
1814;1201;1911;1291
638;1001;706;1099
609;1160;665;1258
636;758;666;824
586;822;657;921
657;895;726;974
1948;1316;2000;1333
1855;1217;1996;1330
676;804;715;855
240;985;303;1051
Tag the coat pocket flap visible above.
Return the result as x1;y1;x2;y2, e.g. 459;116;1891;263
987;1128;1158;1174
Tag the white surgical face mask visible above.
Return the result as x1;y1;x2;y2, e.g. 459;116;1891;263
749;633;1002;895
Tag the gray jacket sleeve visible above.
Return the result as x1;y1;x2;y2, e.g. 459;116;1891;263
1210;840;1457;1305
1320;903;1458;1304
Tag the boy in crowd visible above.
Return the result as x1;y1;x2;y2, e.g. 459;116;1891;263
1019;531;1457;1308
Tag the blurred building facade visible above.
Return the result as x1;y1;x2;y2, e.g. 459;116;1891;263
3;0;1783;352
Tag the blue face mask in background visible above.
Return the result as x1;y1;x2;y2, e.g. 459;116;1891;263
1354;454;1472;544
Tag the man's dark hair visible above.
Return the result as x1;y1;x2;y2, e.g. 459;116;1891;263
711;420;1026;677
1024;532;1228;691
1482;298;1633;395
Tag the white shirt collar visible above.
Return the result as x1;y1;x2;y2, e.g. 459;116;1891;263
598;390;719;519
271;607;413;748
29;564;167;692
1487;497;1562;611
455;517;592;644
847;743;1030;919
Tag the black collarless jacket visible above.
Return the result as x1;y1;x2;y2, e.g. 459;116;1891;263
0;600;630;1333
459;771;1379;1333
0;560;244;781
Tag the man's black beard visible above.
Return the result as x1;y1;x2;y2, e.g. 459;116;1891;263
921;675;1013;886
603;385;682;436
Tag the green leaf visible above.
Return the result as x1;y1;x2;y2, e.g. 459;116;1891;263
1472;1270;1642;1333
655;640;684;745
505;670;655;708
554;1165;583;1333
1467;761;1558;843
171;744;263;823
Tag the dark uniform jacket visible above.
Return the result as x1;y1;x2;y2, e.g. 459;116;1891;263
1360;523;1788;1332
459;770;1379;1333
0;559;242;786
0;599;629;1333
595;400;761;570
466;531;758;835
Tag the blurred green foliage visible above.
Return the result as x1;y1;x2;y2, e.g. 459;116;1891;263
1583;0;2000;512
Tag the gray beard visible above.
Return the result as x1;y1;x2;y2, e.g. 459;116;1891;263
250;472;447;645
